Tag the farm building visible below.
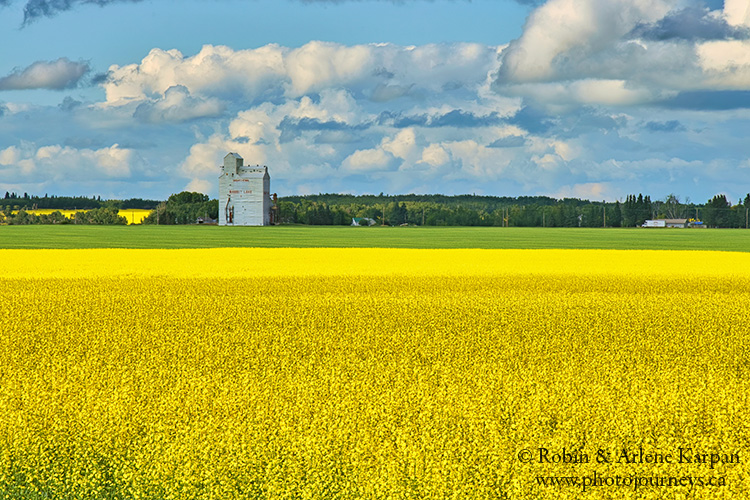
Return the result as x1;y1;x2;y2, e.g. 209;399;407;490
218;153;274;226
642;219;689;228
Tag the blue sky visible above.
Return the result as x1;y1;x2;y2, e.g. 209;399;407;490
1;0;750;204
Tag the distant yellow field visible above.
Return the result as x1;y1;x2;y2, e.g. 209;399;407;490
11;208;152;224
1;248;748;499
115;208;152;224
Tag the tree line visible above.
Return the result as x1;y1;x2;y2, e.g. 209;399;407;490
1;192;159;210
276;193;750;228
0;192;158;225
3;207;128;225
2;190;750;228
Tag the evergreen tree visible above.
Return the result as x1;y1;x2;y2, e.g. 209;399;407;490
643;195;653;222
611;200;622;227
622;195;636;227
704;194;731;228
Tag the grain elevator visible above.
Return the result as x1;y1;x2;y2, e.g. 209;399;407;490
218;152;273;226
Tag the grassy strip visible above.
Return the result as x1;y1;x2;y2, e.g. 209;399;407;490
1;224;750;251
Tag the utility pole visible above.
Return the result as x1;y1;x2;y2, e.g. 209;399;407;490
603;203;606;228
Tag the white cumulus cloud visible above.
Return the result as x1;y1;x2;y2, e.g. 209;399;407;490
0;143;136;185
724;0;750;27
341;147;396;173
494;0;750;108
133;85;225;123
0;58;89;90
102;41;499;106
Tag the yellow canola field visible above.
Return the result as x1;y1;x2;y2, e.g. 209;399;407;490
1;247;750;279
115;209;153;225
1;249;749;499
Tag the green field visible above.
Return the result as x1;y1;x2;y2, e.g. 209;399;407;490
1;224;750;250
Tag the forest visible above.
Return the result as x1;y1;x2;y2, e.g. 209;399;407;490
2;191;750;228
274;193;750;228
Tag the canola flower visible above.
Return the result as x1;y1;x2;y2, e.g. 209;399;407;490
1;249;749;499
